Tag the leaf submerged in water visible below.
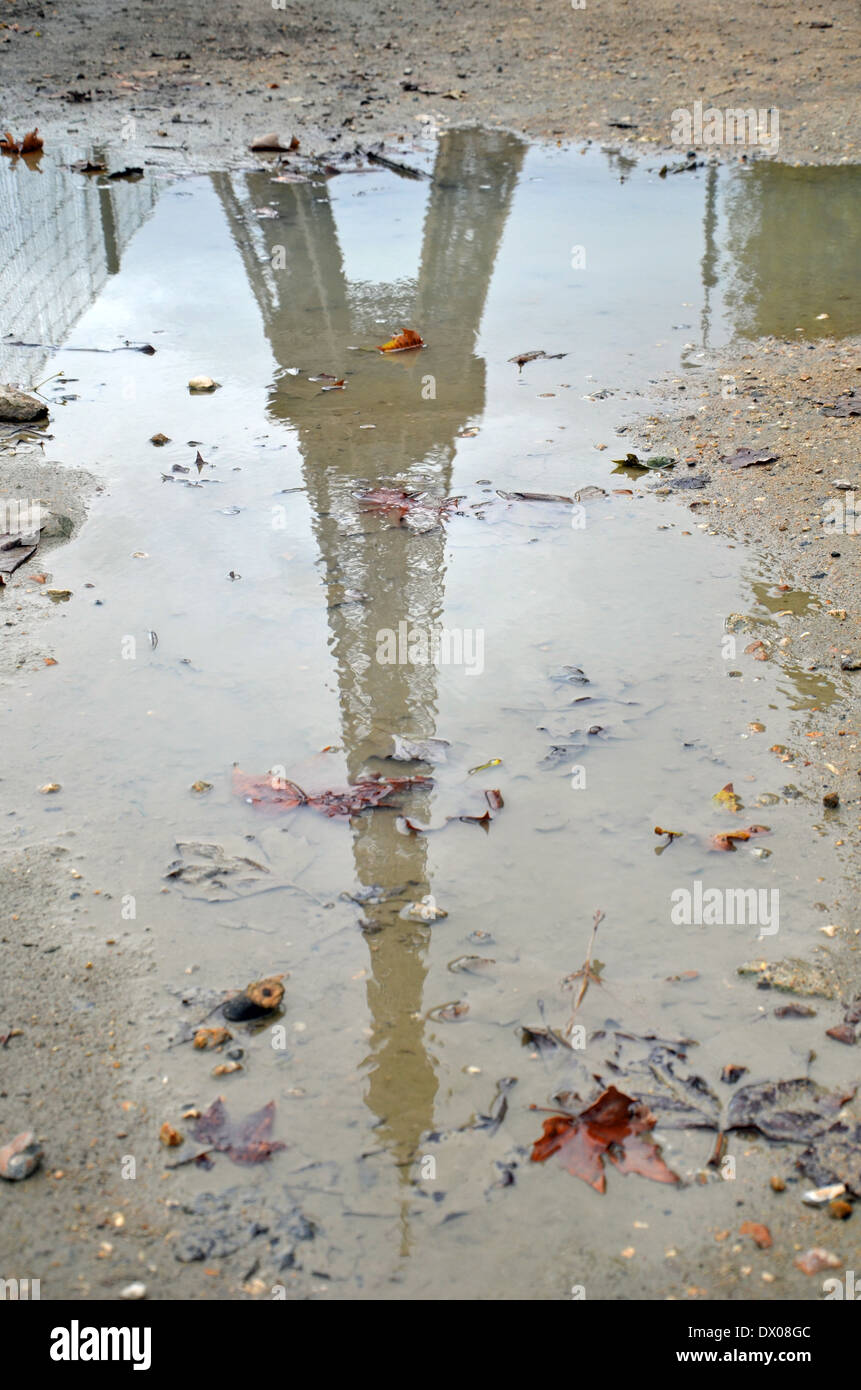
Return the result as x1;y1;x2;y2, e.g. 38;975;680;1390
191;1098;286;1165
232;766;431;817
531;1085;679;1192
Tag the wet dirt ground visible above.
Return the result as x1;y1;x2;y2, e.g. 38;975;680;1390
0;0;859;1305
1;0;859;165
1;132;859;1301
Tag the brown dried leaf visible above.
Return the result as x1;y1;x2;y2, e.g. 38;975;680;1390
530;1085;679;1193
376;328;425;352
190;1097;286;1164
232;766;431;817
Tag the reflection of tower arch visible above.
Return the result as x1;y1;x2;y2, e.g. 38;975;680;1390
214;131;526;1232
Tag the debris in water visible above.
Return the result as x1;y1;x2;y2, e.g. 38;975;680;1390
188;376;219;393
738;957;835;998
223;975;285;1022
164;842;275;901
232;766;431;817
713;782;743;814
497;489;573;503
159;1123;184;1148
429;1001;470;1022
403;896;448;923
468;758;502;775
193;1027;232;1050
376;329;425;353
726;1078;854;1142
0;128;42;155
709;825;770;851
530;1085;679;1192
390;734;450;763
190;1097;286;1164
508;349;568;369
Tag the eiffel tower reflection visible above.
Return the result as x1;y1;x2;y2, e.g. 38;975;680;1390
215;130;525;1248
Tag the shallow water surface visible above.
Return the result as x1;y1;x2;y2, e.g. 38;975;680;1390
1;135;858;1298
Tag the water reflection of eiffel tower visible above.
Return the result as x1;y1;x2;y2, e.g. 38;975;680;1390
215;130;525;1243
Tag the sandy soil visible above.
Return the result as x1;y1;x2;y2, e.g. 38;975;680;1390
0;0;859;1302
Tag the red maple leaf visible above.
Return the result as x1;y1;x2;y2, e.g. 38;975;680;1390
531;1085;679;1192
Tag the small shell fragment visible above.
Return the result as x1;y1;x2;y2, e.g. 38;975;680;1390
0;1130;43;1181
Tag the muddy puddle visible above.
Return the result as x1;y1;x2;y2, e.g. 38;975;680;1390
1;133;859;1299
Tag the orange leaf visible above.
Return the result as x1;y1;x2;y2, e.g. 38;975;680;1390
531;1085;679;1192
710;824;770;851
712;782;743;814
376;328;425;353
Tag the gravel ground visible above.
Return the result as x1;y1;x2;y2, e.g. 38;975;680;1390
0;0;858;167
626;336;861;856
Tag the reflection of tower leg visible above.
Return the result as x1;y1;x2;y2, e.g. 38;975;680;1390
700;163;718;348
211;132;525;1244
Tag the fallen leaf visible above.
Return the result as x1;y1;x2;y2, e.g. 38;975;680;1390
723;447;779;469
710;825;770;851
190;1097;286;1165
826;1024;856;1046
530;1085;679;1192
727;1079;854;1142
376;329;425;353
232;766;431;817
713;782;743;814
0;128;42;156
